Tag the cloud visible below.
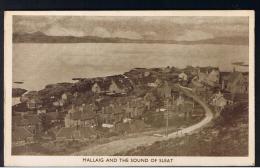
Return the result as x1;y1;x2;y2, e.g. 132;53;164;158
175;30;214;41
170;17;248;26
112;30;143;39
91;27;143;40
91;27;111;38
15;20;46;33
13;15;248;41
143;31;157;39
145;31;157;36
44;24;85;37
13;16;62;33
232;61;248;67
39;22;143;39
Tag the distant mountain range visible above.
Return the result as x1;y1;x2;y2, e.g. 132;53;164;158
13;31;248;45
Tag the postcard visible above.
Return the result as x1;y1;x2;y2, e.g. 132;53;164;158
4;10;255;166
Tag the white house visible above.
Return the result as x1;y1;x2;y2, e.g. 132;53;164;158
144;71;151;77
91;82;102;93
12;97;21;106
178;72;188;81
197;67;220;87
210;91;227;111
27;98;42;109
108;80;125;94
61;93;68;101
207;69;220;86
37;108;47;115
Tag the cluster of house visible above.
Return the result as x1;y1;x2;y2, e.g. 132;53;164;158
192;67;220;88
220;70;248;94
209;91;234;112
12;108;64;146
63;94;154;128
192;67;248;112
56;85;191;141
191;67;248;94
12;91;69;145
88;75;133;95
124;66;247;96
144;66;248;113
55;94;155;141
12;66;249;144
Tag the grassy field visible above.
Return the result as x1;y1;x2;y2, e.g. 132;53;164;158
117;101;248;156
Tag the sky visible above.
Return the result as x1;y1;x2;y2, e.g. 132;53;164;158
13;16;249;41
12;16;249;91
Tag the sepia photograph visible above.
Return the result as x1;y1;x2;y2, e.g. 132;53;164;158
4;11;254;166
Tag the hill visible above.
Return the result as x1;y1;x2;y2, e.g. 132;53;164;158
13;32;248;45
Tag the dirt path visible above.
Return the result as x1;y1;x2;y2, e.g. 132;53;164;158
71;87;214;156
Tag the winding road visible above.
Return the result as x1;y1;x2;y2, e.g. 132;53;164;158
71;86;214;156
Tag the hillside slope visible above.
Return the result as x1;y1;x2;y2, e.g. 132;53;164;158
118;102;248;156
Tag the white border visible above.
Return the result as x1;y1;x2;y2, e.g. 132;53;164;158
4;10;255;166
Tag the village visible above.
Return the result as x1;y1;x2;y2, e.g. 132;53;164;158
11;65;248;155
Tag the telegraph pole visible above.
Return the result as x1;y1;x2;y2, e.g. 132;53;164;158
166;105;169;137
165;99;169;137
192;99;195;117
165;95;174;137
232;92;235;111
